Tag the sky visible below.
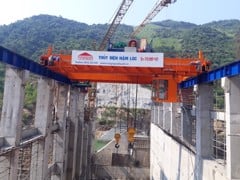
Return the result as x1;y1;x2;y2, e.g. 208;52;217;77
0;0;240;26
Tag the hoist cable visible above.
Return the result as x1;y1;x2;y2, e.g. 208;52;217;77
134;83;138;128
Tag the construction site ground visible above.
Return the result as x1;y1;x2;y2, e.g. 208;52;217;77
93;126;150;180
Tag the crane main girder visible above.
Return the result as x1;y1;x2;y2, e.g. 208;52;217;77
40;48;210;85
40;47;211;102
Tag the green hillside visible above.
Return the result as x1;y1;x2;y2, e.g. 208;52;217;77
203;20;240;37
0;15;133;61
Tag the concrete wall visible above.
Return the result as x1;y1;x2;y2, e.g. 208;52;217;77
150;124;227;180
0;68;92;180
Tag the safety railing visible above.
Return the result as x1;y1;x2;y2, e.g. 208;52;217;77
211;81;226;164
211;115;226;165
0;136;45;180
151;84;227;166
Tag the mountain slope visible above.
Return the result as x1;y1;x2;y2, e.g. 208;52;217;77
203;19;240;37
181;26;235;67
0;15;133;60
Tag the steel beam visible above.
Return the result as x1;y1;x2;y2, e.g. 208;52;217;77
180;59;240;88
0;46;70;84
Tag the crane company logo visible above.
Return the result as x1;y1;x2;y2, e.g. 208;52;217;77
77;52;93;60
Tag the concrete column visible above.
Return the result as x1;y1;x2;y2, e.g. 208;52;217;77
155;104;159;125
158;103;163;127
163;103;171;132
181;104;193;143
170;103;181;136
0;66;27;180
86;121;93;179
222;77;240;179
195;83;213;180
86;108;95;180
73;121;84;179
80;123;89;180
66;87;78;179
70;91;86;179
30;78;54;180
151;106;155;124
67;87;87;179
154;104;158;125
169;103;174;134
51;83;69;180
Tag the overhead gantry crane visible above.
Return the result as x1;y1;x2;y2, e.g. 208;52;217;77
40;44;210;102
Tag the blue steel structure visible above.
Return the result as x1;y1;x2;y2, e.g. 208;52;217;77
0;46;71;84
180;59;240;88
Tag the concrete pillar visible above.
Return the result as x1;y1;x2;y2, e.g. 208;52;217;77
66;87;78;179
80;123;89;179
222;77;240;179
86;108;95;180
73;120;84;179
70;89;86;179
51;83;69;180
151;105;155;124
163;103;171;132
154;104;158;125
195;83;213;180
170;103;181;136
158;103;163;127
181;104;193;143
169;103;174;134
0;66;26;144
66;89;85;180
0;66;27;180
30;78;54;180
86;122;93;179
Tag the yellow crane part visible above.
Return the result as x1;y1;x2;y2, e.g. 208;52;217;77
127;127;136;142
114;133;121;144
